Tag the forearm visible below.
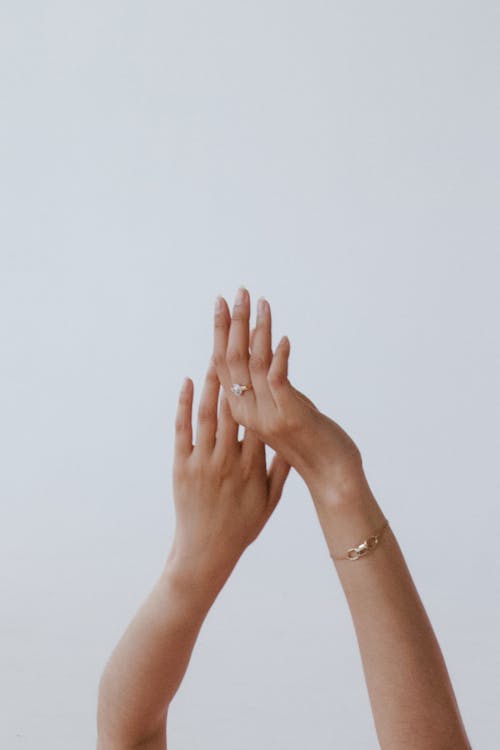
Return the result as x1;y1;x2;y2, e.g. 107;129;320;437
309;469;471;749
97;554;232;749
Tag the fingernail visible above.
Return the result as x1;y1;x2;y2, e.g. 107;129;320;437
181;377;189;390
214;295;223;312
257;297;267;319
235;286;246;306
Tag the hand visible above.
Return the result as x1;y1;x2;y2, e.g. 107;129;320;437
212;288;365;502
167;359;291;589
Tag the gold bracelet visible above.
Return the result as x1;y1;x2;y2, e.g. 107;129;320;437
330;519;390;561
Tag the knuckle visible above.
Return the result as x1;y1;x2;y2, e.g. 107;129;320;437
187;461;205;483
264;417;281;437
214;312;228;329
267;370;287;389
249;354;268;373
215;453;233;479
192;458;206;476
178;389;190;404
198;406;216;423
227;349;246;367
231;309;247;323
205;365;218;383
212;351;225;368
175;418;188;433
240;464;253;483
284;413;301;433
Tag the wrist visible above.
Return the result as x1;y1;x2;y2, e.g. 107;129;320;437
162;545;238;609
286;412;364;500
305;468;387;560
301;450;368;508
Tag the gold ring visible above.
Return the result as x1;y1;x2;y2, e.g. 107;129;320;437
230;383;253;396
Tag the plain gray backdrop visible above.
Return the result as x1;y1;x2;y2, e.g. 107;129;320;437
1;2;499;748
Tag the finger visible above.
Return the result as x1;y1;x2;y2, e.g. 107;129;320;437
267;335;294;410
174;377;194;459
241;425;266;463
195;360;220;452
215;390;239;452
213;295;233;393
249;296;276;410
267;452;291;514
226;287;255;405
249;325;257;352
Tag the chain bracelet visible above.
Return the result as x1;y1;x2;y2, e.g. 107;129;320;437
330;519;390;561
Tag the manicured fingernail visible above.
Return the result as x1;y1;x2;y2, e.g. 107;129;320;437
235;286;246;306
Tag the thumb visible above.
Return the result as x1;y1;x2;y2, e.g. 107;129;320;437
291;385;319;412
267;452;292;515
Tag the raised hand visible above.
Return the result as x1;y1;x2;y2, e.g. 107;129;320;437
212;287;363;501
168;359;291;586
97;362;290;750
213;288;472;750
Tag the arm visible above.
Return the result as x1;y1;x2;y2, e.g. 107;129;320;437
96;561;224;750
97;361;290;750
306;470;471;749
212;287;471;749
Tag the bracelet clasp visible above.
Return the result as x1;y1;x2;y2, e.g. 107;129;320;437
331;519;389;562
346;534;379;560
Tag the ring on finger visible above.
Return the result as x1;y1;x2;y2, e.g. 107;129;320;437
231;383;253;396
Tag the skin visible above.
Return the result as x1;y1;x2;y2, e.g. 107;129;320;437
97;360;290;750
97;288;471;750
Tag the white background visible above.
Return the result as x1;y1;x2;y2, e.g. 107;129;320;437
1;2;499;748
